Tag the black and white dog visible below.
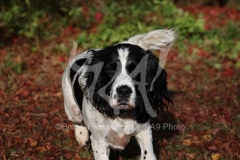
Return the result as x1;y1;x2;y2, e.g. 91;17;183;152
62;29;175;160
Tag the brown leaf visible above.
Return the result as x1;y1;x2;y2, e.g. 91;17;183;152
186;153;195;158
182;139;192;146
42;118;49;124
37;146;47;152
28;138;38;147
202;134;212;141
30;141;38;147
211;153;222;160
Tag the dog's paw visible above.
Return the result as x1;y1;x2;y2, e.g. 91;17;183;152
74;124;89;147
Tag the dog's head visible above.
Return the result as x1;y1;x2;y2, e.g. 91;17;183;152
83;43;172;123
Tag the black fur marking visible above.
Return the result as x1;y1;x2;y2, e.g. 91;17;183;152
70;58;86;82
127;46;173;123
144;150;147;155
73;74;83;111
84;46;120;117
70;58;87;111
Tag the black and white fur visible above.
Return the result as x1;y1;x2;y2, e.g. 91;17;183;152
62;29;175;160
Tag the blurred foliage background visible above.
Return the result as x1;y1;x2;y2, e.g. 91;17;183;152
0;0;240;60
1;1;240;159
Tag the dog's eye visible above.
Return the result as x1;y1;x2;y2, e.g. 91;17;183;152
106;69;115;74
126;62;137;73
105;62;117;74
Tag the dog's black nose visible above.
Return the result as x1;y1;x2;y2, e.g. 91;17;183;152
116;85;132;97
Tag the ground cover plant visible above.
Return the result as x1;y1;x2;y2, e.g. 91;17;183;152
0;0;240;159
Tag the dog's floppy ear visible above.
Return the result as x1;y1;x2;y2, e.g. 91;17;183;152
85;50;95;64
146;53;173;114
125;29;176;51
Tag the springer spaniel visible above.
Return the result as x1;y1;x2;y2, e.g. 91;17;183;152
62;29;175;160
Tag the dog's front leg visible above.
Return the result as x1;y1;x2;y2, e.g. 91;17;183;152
90;135;110;160
135;127;156;160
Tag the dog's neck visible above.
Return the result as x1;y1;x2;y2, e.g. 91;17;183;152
117;112;136;120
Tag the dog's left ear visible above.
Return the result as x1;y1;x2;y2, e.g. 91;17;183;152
125;29;176;51
146;53;173;114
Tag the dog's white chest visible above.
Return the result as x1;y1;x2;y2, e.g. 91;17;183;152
82;97;139;149
105;118;138;149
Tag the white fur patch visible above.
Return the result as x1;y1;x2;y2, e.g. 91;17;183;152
109;48;136;108
62;68;83;123
124;29;176;51
74;124;89;147
117;48;129;74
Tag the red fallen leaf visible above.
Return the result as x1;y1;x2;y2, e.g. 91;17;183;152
208;146;218;151
21;90;30;98
95;12;104;23
0;149;8;160
14;89;30;100
173;112;181;118
20;79;34;87
65;153;73;159
211;128;220;136
221;142;230;151
223;68;233;76
221;109;232;122
209;9;218;16
12;38;19;43
63;25;73;35
199;49;209;58
3;112;9;118
58;56;65;62
74;154;81;160
1;48;7;55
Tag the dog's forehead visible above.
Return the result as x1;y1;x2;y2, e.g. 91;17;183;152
117;47;129;65
116;44;146;63
99;44;146;65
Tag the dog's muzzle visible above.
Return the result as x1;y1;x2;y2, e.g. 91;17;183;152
116;85;133;110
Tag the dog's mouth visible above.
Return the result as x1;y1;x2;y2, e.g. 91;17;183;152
119;102;128;106
116;103;136;117
116;102;134;110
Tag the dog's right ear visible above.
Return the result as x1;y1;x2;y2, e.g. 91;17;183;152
125;29;176;51
86;50;95;65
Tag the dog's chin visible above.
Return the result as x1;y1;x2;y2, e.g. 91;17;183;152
112;103;135;111
118;103;132;110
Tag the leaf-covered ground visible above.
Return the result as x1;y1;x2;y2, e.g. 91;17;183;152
1;4;240;160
